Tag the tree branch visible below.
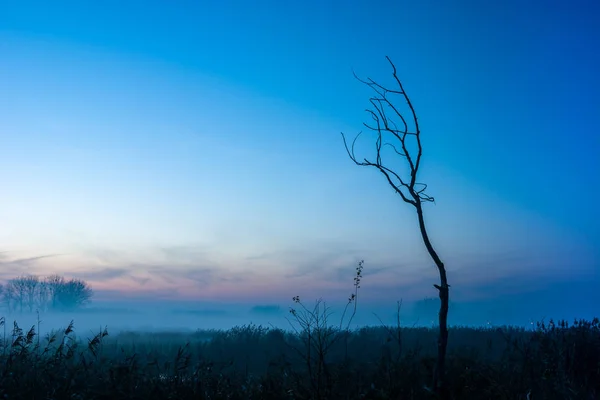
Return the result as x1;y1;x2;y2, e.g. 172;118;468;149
341;56;433;207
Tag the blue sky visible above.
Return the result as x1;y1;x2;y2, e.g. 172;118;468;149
0;0;598;317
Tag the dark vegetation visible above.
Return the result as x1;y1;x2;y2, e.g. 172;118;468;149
0;313;598;400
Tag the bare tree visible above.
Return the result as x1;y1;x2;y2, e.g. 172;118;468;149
3;277;27;312
341;56;450;396
0;274;93;313
45;274;65;310
1;281;15;312
52;278;93;311
21;275;40;312
36;280;51;312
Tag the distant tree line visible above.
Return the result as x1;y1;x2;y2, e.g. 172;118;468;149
0;274;93;313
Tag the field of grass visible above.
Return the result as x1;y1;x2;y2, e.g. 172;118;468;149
0;313;598;400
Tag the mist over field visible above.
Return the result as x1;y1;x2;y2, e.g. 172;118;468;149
3;274;596;339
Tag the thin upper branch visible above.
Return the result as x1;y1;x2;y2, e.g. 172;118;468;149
341;56;434;206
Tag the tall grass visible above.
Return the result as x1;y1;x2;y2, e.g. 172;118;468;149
0;313;598;399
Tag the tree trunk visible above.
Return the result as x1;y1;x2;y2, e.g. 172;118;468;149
416;202;449;398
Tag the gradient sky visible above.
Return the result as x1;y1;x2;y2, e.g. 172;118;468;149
1;1;598;315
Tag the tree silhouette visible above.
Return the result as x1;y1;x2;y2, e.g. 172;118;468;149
2;276;27;312
45;274;66;310
341;56;450;396
0;274;93;312
52;277;93;311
